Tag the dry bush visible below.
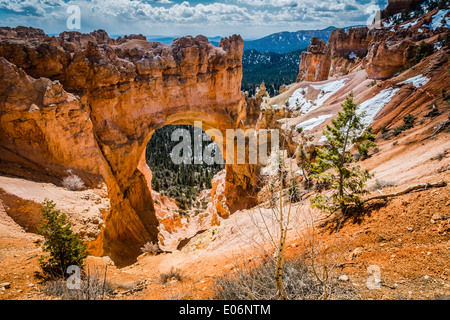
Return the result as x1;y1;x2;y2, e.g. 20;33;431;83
213;258;355;300
62;175;85;191
42;266;115;300
140;242;161;254
370;179;396;191
159;267;183;284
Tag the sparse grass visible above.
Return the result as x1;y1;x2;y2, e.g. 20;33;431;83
213;258;356;300
159;267;183;284
42;266;115;300
370;179;396;191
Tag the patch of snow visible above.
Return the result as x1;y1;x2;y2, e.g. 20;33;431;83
434;42;443;51
430;9;450;30
401;19;420;29
399;74;429;88
287;87;313;112
318;135;328;143
287;79;349;114
383;20;393;27
310;79;349;110
295;114;333;132
349;52;357;59
418;28;423;33
358;88;400;125
390;27;395;32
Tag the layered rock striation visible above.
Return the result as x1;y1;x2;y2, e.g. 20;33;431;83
297;9;448;82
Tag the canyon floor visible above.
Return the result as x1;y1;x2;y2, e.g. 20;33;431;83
1;120;449;300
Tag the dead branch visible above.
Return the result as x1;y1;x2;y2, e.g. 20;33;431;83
365;181;447;202
421;117;450;142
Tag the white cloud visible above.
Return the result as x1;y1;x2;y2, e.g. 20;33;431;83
0;0;65;16
0;0;389;37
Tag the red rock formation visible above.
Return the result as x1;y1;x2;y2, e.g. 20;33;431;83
0;27;258;265
314;27;373;81
297;37;326;82
297;9;448;81
384;0;424;17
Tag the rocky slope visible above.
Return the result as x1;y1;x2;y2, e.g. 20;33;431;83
297;8;449;82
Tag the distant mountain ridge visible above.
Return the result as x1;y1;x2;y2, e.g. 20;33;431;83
243;27;336;54
109;26;365;53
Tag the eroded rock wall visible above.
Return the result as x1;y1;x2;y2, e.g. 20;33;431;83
297;10;447;82
0;27;256;265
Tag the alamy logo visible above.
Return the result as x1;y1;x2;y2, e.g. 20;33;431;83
169;121;280;167
66;5;81;30
366;5;382;29
66;265;81;290
366;265;381;289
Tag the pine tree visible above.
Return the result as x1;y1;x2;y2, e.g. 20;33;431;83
311;93;375;215
153;178;160;192
357;127;376;160
37;199;89;278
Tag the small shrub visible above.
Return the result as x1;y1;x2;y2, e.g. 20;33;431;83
140;242;160;255
366;80;377;87
287;179;301;203
159;268;183;284
370;179;396;191
430;149;449;161
410;41;432;65
62;175;85;191
37;199;89;279
393;114;416;136
380;125;388;134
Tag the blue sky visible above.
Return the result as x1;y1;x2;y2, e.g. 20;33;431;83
0;0;388;39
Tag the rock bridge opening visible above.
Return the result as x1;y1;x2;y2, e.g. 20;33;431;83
0;27;265;267
145;124;224;212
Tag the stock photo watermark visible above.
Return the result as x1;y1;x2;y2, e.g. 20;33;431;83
67;5;81;30
66;265;81;290
366;265;382;290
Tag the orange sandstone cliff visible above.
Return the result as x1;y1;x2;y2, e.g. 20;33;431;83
0;27;258;265
297;9;449;82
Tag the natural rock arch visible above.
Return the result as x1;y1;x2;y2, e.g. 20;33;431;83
0;27;260;265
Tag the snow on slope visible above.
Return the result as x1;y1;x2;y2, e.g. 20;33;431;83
318;88;400;142
429;9;450;30
295;114;333;131
358;88;400;126
311;79;349;109
287;79;349;114
399;74;429;87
